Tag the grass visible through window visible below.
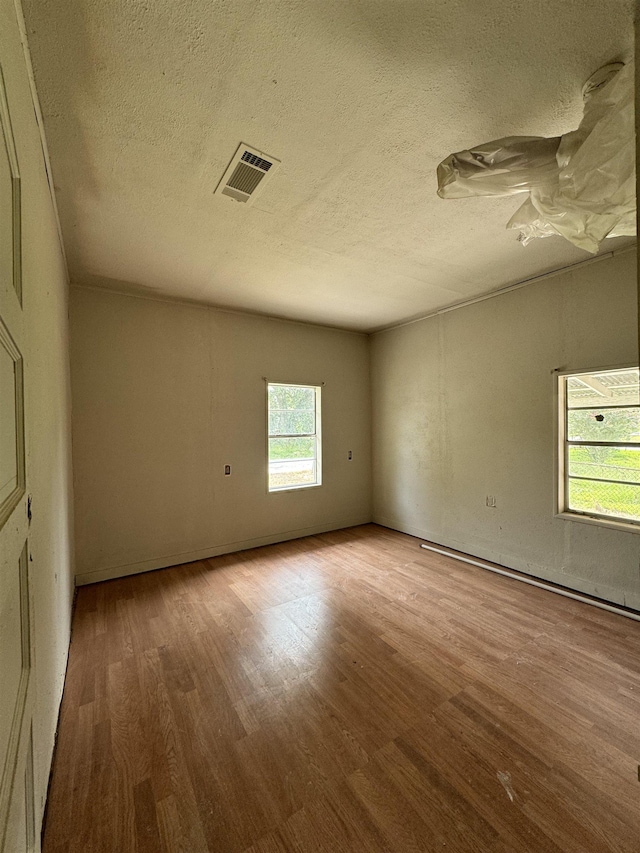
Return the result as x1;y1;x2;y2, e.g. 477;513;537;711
268;383;321;491
562;367;640;525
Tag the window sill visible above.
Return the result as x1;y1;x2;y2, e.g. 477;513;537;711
556;510;640;534
268;483;322;494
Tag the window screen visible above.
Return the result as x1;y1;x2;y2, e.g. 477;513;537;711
268;383;321;491
560;367;640;526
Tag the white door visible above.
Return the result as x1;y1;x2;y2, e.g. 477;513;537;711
0;60;35;853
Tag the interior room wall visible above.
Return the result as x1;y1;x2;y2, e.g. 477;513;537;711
371;248;640;609
0;0;74;843
70;286;372;584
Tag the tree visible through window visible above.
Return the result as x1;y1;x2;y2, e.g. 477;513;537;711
268;383;321;491
559;367;640;526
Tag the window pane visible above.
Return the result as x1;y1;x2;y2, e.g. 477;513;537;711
269;436;315;461
568;478;640;523
567;408;640;443
567;369;639;409
269;436;316;489
268;385;315;411
267;384;320;491
269;409;315;436
568;445;640;485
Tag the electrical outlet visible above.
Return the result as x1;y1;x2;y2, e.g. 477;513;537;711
486;495;496;508
224;465;231;476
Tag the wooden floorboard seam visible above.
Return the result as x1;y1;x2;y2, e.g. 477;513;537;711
43;524;640;852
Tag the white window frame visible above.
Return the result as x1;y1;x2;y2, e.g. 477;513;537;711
266;382;322;493
556;363;640;534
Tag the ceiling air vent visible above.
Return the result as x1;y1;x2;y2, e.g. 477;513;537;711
214;143;281;204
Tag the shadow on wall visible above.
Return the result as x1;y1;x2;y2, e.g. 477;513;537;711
75;273;168;300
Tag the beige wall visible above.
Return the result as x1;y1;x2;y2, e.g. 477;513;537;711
70;287;372;583
0;0;73;847
372;249;640;609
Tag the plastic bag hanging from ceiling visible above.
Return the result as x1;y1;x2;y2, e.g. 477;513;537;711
436;61;635;253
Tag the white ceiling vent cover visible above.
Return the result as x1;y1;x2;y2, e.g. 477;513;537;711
214;143;281;204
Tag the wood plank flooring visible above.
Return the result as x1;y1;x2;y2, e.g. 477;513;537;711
43;524;640;852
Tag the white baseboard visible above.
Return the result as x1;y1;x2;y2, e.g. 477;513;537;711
75;516;371;585
374;514;640;612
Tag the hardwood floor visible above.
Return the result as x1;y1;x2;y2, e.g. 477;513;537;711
43;524;640;852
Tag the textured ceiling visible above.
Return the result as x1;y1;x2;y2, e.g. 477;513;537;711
23;0;636;331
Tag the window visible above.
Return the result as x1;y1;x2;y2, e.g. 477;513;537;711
267;383;321;491
558;366;640;529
